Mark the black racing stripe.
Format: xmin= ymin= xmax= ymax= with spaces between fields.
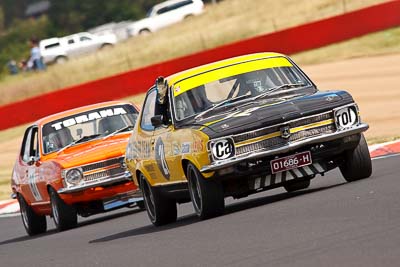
xmin=309 ymin=164 xmax=319 ymax=174
xmin=260 ymin=176 xmax=266 ymax=188
xmin=281 ymin=171 xmax=286 ymax=182
xmin=298 ymin=167 xmax=309 ymax=177
xmin=270 ymin=174 xmax=276 ymax=185
xmin=289 ymin=170 xmax=297 ymax=179
xmin=261 ymin=176 xmax=267 ymax=187
xmin=319 ymin=162 xmax=327 ymax=171
xmin=250 ymin=178 xmax=256 ymax=190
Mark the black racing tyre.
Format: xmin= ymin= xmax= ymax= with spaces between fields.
xmin=49 ymin=188 xmax=77 ymax=231
xmin=139 ymin=174 xmax=177 ymax=226
xmin=283 ymin=179 xmax=311 ymax=193
xmin=340 ymin=133 xmax=372 ymax=182
xmin=17 ymin=194 xmax=47 ymax=236
xmin=187 ymin=163 xmax=224 ymax=219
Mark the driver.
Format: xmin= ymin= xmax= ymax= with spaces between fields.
xmin=237 ymin=70 xmax=275 ymax=96
xmin=45 ymin=127 xmax=73 ymax=152
xmin=189 ymin=85 xmax=212 ymax=113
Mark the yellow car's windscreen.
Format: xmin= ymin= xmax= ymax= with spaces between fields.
xmin=173 ymin=57 xmax=292 ymax=97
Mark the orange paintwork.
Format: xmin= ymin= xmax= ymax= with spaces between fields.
xmin=11 ymin=101 xmax=140 ymax=215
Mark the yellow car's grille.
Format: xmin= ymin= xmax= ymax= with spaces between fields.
xmin=233 ymin=112 xmax=335 ymax=156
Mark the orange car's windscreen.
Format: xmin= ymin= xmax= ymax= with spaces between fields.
xmin=42 ymin=104 xmax=138 ymax=154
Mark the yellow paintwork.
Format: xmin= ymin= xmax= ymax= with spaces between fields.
xmin=126 ymin=122 xmax=213 ymax=187
xmin=172 ymin=56 xmax=292 ymax=96
xmin=168 ymin=52 xmax=284 ymax=85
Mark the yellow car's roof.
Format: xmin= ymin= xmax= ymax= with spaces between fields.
xmin=167 ymin=52 xmax=286 ymax=86
xmin=167 ymin=52 xmax=291 ymax=97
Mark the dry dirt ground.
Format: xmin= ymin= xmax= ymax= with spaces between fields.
xmin=301 ymin=53 xmax=400 ymax=140
xmin=0 ymin=53 xmax=399 ymax=199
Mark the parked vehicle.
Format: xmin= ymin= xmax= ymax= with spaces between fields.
xmin=125 ymin=52 xmax=372 ymax=226
xmin=126 ymin=0 xmax=204 ymax=36
xmin=40 ymin=32 xmax=117 ymax=64
xmin=11 ymin=101 xmax=143 ymax=235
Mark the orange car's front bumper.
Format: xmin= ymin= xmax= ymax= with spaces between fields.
xmin=59 ymin=181 xmax=140 ymax=205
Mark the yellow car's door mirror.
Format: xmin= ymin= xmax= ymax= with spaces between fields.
xmin=151 ymin=115 xmax=164 ymax=128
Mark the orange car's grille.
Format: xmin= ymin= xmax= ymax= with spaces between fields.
xmin=83 ymin=167 xmax=126 ymax=182
xmin=80 ymin=157 xmax=126 ymax=184
xmin=81 ymin=157 xmax=122 ymax=172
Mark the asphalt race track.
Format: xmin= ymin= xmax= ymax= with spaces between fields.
xmin=0 ymin=155 xmax=399 ymax=267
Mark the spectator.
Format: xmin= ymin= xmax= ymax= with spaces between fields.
xmin=18 ymin=58 xmax=28 ymax=72
xmin=7 ymin=59 xmax=19 ymax=75
xmin=27 ymin=38 xmax=46 ymax=71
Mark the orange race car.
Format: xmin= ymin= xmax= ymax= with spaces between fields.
xmin=11 ymin=101 xmax=143 ymax=235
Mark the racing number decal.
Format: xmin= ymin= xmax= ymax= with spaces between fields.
xmin=155 ymin=137 xmax=170 ymax=180
xmin=28 ymin=168 xmax=42 ymax=201
xmin=335 ymin=106 xmax=358 ymax=129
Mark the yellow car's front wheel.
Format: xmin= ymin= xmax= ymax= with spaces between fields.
xmin=187 ymin=163 xmax=224 ymax=219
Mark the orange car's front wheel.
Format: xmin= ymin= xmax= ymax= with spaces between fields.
xmin=49 ymin=188 xmax=77 ymax=231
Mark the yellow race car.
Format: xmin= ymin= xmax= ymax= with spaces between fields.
xmin=125 ymin=52 xmax=371 ymax=226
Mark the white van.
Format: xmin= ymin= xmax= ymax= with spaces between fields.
xmin=40 ymin=32 xmax=117 ymax=64
xmin=126 ymin=0 xmax=204 ymax=36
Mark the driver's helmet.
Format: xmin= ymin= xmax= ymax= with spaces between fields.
xmin=238 ymin=70 xmax=274 ymax=96
xmin=190 ymin=85 xmax=211 ymax=113
xmin=98 ymin=116 xmax=125 ymax=134
xmin=46 ymin=127 xmax=73 ymax=152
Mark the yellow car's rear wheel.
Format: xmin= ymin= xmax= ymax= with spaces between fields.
xmin=139 ymin=173 xmax=177 ymax=226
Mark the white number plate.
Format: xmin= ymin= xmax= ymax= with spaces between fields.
xmin=270 ymin=151 xmax=312 ymax=174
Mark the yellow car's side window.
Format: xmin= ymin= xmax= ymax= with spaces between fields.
xmin=140 ymin=89 xmax=157 ymax=131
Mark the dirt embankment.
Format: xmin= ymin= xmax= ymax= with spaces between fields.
xmin=302 ymin=53 xmax=400 ymax=140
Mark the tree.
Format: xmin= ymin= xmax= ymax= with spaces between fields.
xmin=0 ymin=0 xmax=30 ymax=28
xmin=0 ymin=6 xmax=4 ymax=33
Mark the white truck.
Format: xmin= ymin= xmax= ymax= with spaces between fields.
xmin=39 ymin=32 xmax=117 ymax=64
xmin=126 ymin=0 xmax=204 ymax=36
